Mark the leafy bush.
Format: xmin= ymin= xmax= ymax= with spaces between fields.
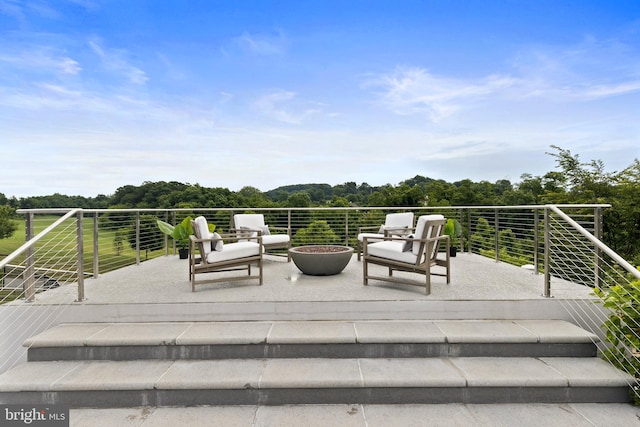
xmin=293 ymin=220 xmax=339 ymax=246
xmin=593 ymin=280 xmax=640 ymax=404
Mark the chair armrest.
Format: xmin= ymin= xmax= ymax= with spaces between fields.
xmin=383 ymin=226 xmax=414 ymax=237
xmin=229 ymin=228 xmax=264 ymax=238
xmin=190 ymin=233 xmax=263 ymax=244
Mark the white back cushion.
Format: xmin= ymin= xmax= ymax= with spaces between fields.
xmin=385 ymin=212 xmax=414 ymax=228
xmin=234 ymin=214 xmax=266 ymax=229
xmin=413 ymin=214 xmax=445 ymax=255
xmin=193 ymin=216 xmax=211 ymax=257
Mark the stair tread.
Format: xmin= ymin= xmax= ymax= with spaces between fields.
xmin=22 ymin=319 xmax=599 ymax=348
xmin=0 ymin=357 xmax=632 ymax=392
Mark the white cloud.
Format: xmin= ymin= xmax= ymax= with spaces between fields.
xmin=0 ymin=48 xmax=81 ymax=75
xmin=366 ymin=34 xmax=640 ymax=121
xmin=233 ymin=30 xmax=288 ymax=55
xmin=364 ymin=67 xmax=516 ymax=122
xmin=252 ymin=90 xmax=324 ymax=124
xmin=88 ymin=38 xmax=148 ymax=85
xmin=0 ymin=0 xmax=26 ymax=22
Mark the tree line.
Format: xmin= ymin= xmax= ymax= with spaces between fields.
xmin=1 ymin=146 xmax=638 ymax=263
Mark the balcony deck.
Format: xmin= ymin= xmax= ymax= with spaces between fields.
xmin=13 ymin=252 xmax=596 ymax=324
xmin=31 ymin=252 xmax=594 ymax=303
xmin=4 ymin=253 xmax=638 ymax=425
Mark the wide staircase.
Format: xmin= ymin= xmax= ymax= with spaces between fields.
xmin=0 ymin=319 xmax=633 ymax=407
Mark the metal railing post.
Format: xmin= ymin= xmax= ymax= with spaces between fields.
xmin=166 ymin=211 xmax=172 ymax=256
xmin=456 ymin=209 xmax=462 ymax=253
xmin=76 ymin=210 xmax=85 ymax=301
xmin=533 ymin=208 xmax=539 ymax=274
xmin=466 ymin=208 xmax=471 ymax=254
xmin=92 ymin=212 xmax=99 ymax=278
xmin=23 ymin=212 xmax=35 ymax=302
xmin=594 ymin=207 xmax=603 ymax=289
xmin=494 ymin=208 xmax=499 ymax=262
xmin=543 ymin=207 xmax=551 ymax=297
xmin=135 ymin=211 xmax=141 ymax=265
xmin=344 ymin=210 xmax=349 ymax=246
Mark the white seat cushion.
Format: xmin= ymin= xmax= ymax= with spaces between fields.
xmin=367 ymin=240 xmax=425 ymax=264
xmin=262 ymin=234 xmax=289 ymax=245
xmin=206 ymin=242 xmax=260 ymax=263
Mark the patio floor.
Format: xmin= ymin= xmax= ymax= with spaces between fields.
xmin=31 ymin=253 xmax=594 ymax=305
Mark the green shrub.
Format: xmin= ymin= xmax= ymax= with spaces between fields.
xmin=593 ymin=280 xmax=640 ymax=404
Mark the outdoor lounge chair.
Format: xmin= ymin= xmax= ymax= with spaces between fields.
xmin=233 ymin=214 xmax=291 ymax=261
xmin=362 ymin=214 xmax=450 ymax=295
xmin=357 ymin=212 xmax=414 ymax=260
xmin=189 ymin=216 xmax=263 ymax=291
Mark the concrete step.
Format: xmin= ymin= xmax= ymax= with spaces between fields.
xmin=68 ymin=403 xmax=640 ymax=426
xmin=0 ymin=357 xmax=633 ymax=407
xmin=0 ymin=319 xmax=633 ymax=407
xmin=24 ymin=320 xmax=599 ymax=361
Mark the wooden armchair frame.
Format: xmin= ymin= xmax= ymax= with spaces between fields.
xmin=189 ymin=220 xmax=263 ymax=292
xmin=232 ymin=214 xmax=291 ymax=261
xmin=362 ymin=216 xmax=450 ymax=295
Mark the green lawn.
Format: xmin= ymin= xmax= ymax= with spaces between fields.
xmin=1 ymin=215 xmax=170 ymax=279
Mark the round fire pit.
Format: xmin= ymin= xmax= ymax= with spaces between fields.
xmin=289 ymin=245 xmax=354 ymax=276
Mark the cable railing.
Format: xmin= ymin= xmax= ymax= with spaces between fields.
xmin=545 ymin=206 xmax=640 ymax=402
xmin=2 ymin=205 xmax=622 ymax=301
xmin=2 ymin=203 xmax=639 ymax=392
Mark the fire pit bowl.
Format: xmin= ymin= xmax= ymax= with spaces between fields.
xmin=288 ymin=245 xmax=354 ymax=276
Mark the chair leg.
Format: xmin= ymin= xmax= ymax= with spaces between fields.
xmin=363 ymin=259 xmax=368 ymax=285
xmin=259 ymin=259 xmax=263 ymax=285
xmin=425 ymin=267 xmax=431 ymax=295
xmin=357 ymin=240 xmax=362 ymax=261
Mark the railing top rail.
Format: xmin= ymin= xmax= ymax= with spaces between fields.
xmin=549 ymin=205 xmax=640 ymax=280
xmin=0 ymin=209 xmax=80 ymax=270
xmin=17 ymin=204 xmax=612 ymax=215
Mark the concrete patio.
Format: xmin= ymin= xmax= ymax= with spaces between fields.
xmin=30 ymin=252 xmax=593 ymax=305
xmin=4 ymin=253 xmax=639 ymax=426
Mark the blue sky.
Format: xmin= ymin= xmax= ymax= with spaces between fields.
xmin=1 ymin=0 xmax=639 ymax=197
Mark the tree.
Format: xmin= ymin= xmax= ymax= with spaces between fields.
xmin=293 ymin=220 xmax=339 ymax=245
xmin=0 ymin=205 xmax=17 ymax=239
xmin=544 ymin=145 xmax=639 ymax=260
xmin=285 ymin=192 xmax=312 ymax=208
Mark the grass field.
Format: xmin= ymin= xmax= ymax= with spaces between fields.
xmin=1 ymin=214 xmax=169 ymax=281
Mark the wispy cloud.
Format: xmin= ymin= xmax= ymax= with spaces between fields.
xmin=366 ymin=34 xmax=640 ymax=121
xmin=88 ymin=38 xmax=148 ymax=85
xmin=253 ymin=90 xmax=323 ymax=124
xmin=231 ymin=30 xmax=288 ymax=56
xmin=363 ymin=67 xmax=515 ymax=122
xmin=0 ymin=0 xmax=27 ymax=22
xmin=0 ymin=47 xmax=81 ymax=75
